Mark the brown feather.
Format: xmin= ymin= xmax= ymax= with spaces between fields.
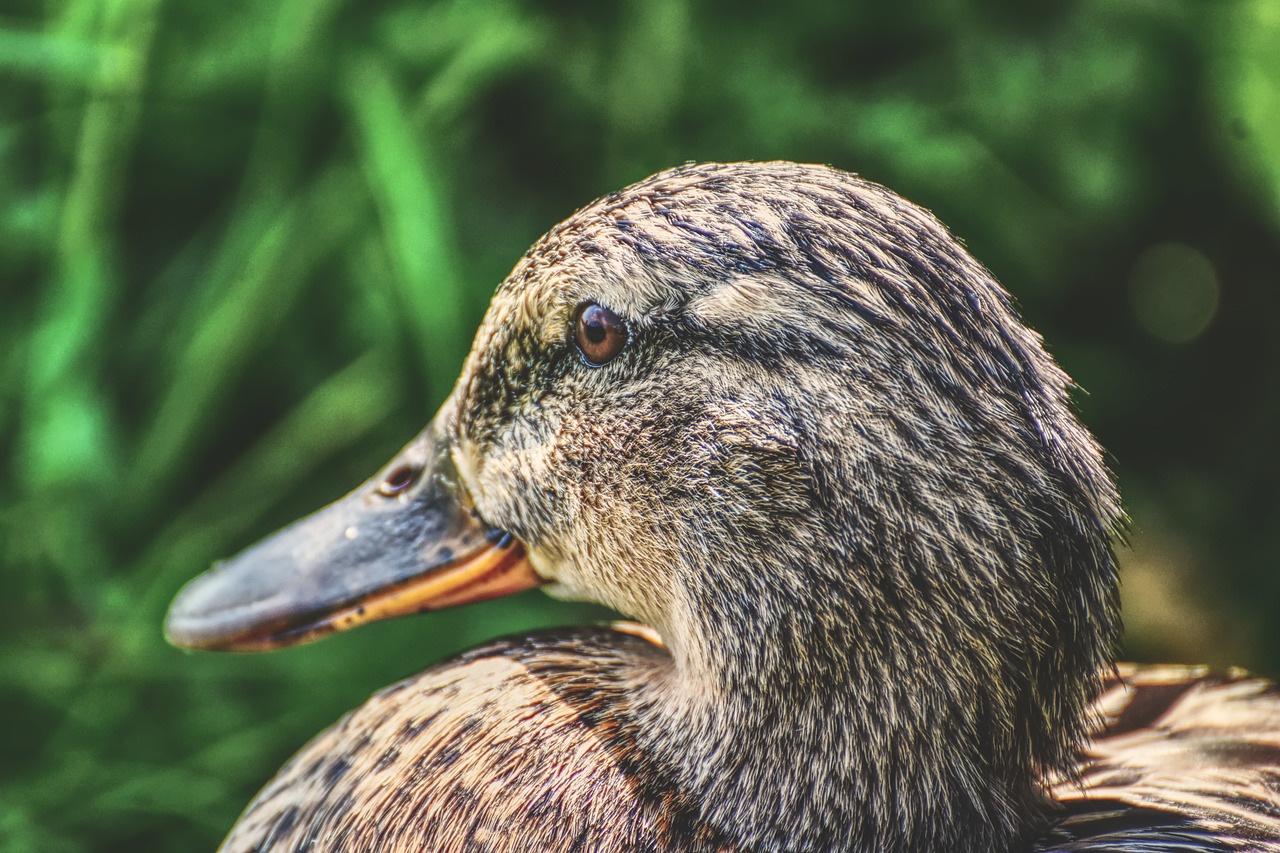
xmin=1045 ymin=665 xmax=1280 ymax=850
xmin=224 ymin=644 xmax=1280 ymax=852
xmin=222 ymin=629 xmax=732 ymax=853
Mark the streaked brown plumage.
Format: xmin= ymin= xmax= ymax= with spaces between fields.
xmin=168 ymin=162 xmax=1280 ymax=852
xmin=219 ymin=645 xmax=1280 ymax=853
xmin=1047 ymin=666 xmax=1280 ymax=851
xmin=221 ymin=628 xmax=730 ymax=852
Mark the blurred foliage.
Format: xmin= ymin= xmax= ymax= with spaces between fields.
xmin=2 ymin=0 xmax=1278 ymax=849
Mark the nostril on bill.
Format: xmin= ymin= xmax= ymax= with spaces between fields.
xmin=378 ymin=464 xmax=421 ymax=497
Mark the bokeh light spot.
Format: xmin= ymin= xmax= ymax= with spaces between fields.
xmin=1128 ymin=243 xmax=1220 ymax=344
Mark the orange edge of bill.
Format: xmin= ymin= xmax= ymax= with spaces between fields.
xmin=226 ymin=541 xmax=540 ymax=652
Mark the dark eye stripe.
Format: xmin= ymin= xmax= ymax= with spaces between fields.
xmin=574 ymin=302 xmax=629 ymax=366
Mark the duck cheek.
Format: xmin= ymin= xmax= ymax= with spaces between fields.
xmin=468 ymin=444 xmax=568 ymax=546
xmin=555 ymin=533 xmax=676 ymax=627
xmin=516 ymin=527 xmax=594 ymax=591
xmin=526 ymin=549 xmax=602 ymax=606
xmin=522 ymin=544 xmax=573 ymax=592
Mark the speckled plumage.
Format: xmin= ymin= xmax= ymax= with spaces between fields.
xmin=1045 ymin=666 xmax=1280 ymax=851
xmin=223 ymin=628 xmax=729 ymax=852
xmin=222 ymin=650 xmax=1280 ymax=852
xmin=178 ymin=162 xmax=1280 ymax=853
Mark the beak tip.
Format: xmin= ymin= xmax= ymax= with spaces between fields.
xmin=163 ymin=570 xmax=257 ymax=651
xmin=163 ymin=598 xmax=222 ymax=651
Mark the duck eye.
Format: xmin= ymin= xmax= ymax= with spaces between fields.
xmin=378 ymin=464 xmax=421 ymax=497
xmin=574 ymin=302 xmax=628 ymax=366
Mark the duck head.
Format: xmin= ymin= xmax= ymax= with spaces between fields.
xmin=168 ymin=162 xmax=1123 ymax=852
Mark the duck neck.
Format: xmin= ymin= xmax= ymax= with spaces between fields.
xmin=630 ymin=569 xmax=1053 ymax=853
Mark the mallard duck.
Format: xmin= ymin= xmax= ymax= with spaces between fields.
xmin=166 ymin=162 xmax=1280 ymax=852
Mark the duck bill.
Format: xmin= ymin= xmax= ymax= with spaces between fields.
xmin=165 ymin=414 xmax=540 ymax=652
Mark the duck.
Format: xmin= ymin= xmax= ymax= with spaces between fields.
xmin=165 ymin=161 xmax=1280 ymax=852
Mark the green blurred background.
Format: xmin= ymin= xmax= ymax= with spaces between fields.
xmin=3 ymin=0 xmax=1279 ymax=849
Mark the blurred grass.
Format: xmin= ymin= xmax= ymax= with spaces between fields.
xmin=2 ymin=0 xmax=1279 ymax=849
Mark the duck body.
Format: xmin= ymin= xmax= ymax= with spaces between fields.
xmin=1046 ymin=666 xmax=1280 ymax=851
xmin=222 ymin=628 xmax=728 ymax=852
xmin=223 ymin=635 xmax=1280 ymax=853
xmin=167 ymin=162 xmax=1280 ymax=852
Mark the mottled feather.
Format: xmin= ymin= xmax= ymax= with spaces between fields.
xmin=1043 ymin=666 xmax=1280 ymax=851
xmin=223 ymin=629 xmax=731 ymax=853
xmin=223 ymin=637 xmax=1280 ymax=853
